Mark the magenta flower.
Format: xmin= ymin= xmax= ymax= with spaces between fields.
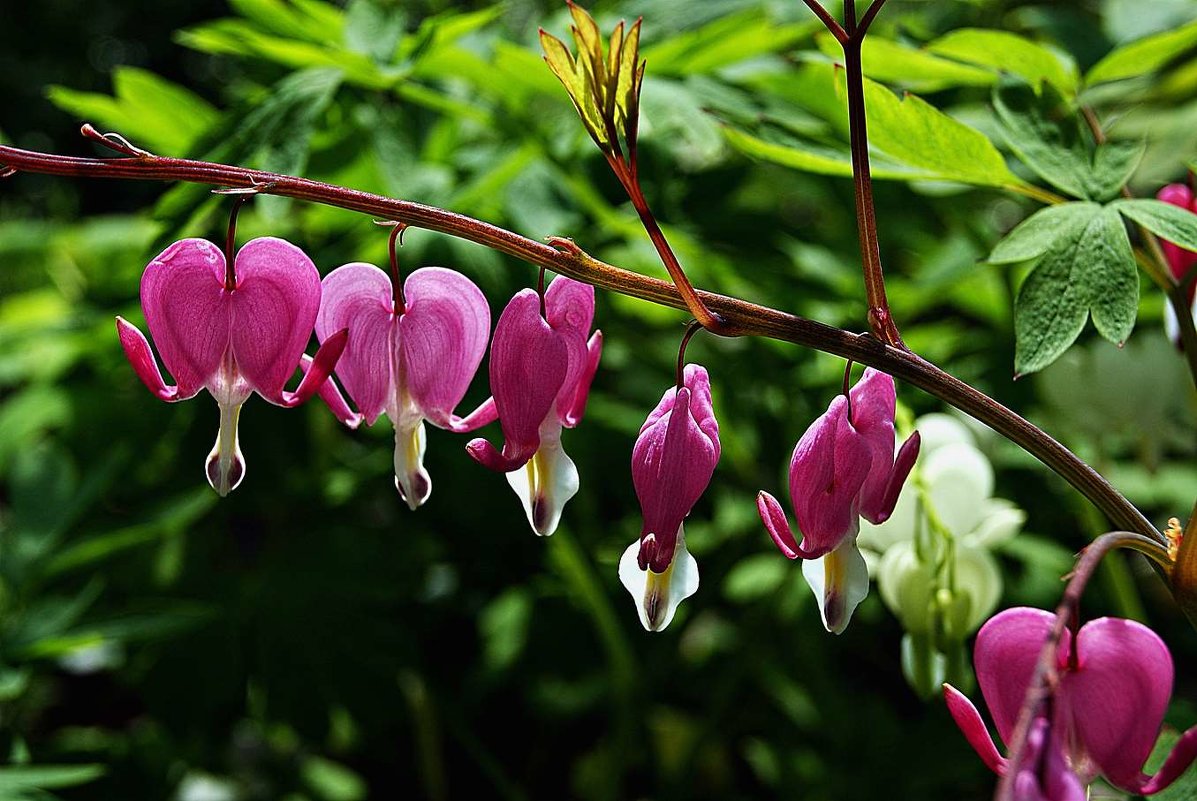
xmin=466 ymin=276 xmax=602 ymax=536
xmin=116 ymin=237 xmax=347 ymax=496
xmin=314 ymin=262 xmax=491 ymax=509
xmin=756 ymin=368 xmax=920 ymax=633
xmin=944 ymin=607 xmax=1197 ymax=796
xmin=618 ymin=364 xmax=720 ymax=631
xmin=1159 ymin=183 xmax=1197 ymax=346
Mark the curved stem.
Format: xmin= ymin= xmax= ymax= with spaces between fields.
xmin=993 ymin=530 xmax=1170 ymax=801
xmin=0 ymin=139 xmax=1160 ymax=542
xmin=675 ymin=319 xmax=702 ymax=389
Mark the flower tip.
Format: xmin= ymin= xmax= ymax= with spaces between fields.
xmin=205 ymin=445 xmax=245 ymax=497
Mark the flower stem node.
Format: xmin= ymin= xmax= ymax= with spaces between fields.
xmin=619 ymin=364 xmax=720 ymax=632
xmin=115 ymin=237 xmax=350 ymax=496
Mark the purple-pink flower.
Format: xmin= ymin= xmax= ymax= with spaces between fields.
xmin=314 ymin=262 xmax=491 ymax=509
xmin=1158 ymin=183 xmax=1197 ymax=346
xmin=466 ymin=276 xmax=602 ymax=536
xmin=757 ymin=368 xmax=919 ymax=633
xmin=116 ymin=237 xmax=347 ymax=496
xmin=619 ymin=364 xmax=720 ymax=631
xmin=944 ymin=606 xmax=1197 ymax=796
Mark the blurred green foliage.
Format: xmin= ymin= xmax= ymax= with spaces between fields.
xmin=3 ymin=0 xmax=1197 ymax=799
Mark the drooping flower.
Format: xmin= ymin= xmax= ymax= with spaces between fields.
xmin=944 ymin=606 xmax=1197 ymax=796
xmin=757 ymin=368 xmax=920 ymax=633
xmin=116 ymin=237 xmax=347 ymax=496
xmin=314 ymin=262 xmax=491 ymax=509
xmin=466 ymin=276 xmax=601 ymax=536
xmin=1158 ymin=183 xmax=1197 ymax=346
xmin=618 ymin=364 xmax=720 ymax=632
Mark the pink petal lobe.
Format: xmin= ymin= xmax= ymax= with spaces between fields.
xmin=944 ymin=683 xmax=1007 ymax=775
xmin=449 ymin=396 xmax=498 ymax=433
xmin=974 ymin=607 xmax=1056 ymax=746
xmin=140 ymin=238 xmax=230 ymax=398
xmin=298 ymin=353 xmax=362 ymax=428
xmin=315 ymin=262 xmax=396 ymax=425
xmin=789 ymin=396 xmax=871 ymax=557
xmin=868 ymin=430 xmax=921 ymax=525
xmin=631 ymin=365 xmax=720 ymax=572
xmin=758 ymin=491 xmax=800 ymax=559
xmin=1018 ymin=717 xmax=1086 ymax=801
xmin=227 ymin=237 xmax=321 ymax=402
xmin=849 ymin=368 xmax=899 ymax=521
xmin=1061 ymin=616 xmax=1172 ymax=790
xmin=398 ymin=267 xmax=490 ymax=429
xmin=279 ymin=328 xmax=346 ymax=407
xmin=116 ymin=317 xmax=184 ymax=401
xmin=1135 ymin=725 xmax=1197 ymax=795
xmin=544 ymin=277 xmax=598 ymax=426
xmin=1158 ymin=184 xmax=1197 ymax=289
xmin=466 ymin=289 xmax=567 ymax=472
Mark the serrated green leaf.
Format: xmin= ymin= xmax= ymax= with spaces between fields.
xmin=1088 ymin=139 xmax=1146 ymax=201
xmin=993 ymin=81 xmax=1091 ymax=198
xmin=817 ymin=33 xmax=996 ymax=93
xmin=928 ymin=29 xmax=1079 ymax=95
xmin=1014 ymin=208 xmax=1138 ymax=374
xmin=989 ymin=202 xmax=1101 ymax=263
xmin=1086 ymin=18 xmax=1197 ymax=85
xmin=615 ymin=18 xmax=642 ymax=138
xmin=1111 ymin=198 xmax=1197 ymax=251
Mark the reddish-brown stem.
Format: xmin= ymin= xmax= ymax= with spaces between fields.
xmin=675 ymin=320 xmax=703 ymax=389
xmin=0 ymin=139 xmax=1160 ymax=543
xmin=857 ymin=0 xmax=889 ymax=37
xmin=800 ymin=0 xmax=848 ymax=42
xmin=603 ymin=152 xmax=729 ymax=335
xmin=993 ymin=531 xmax=1169 ymax=801
xmin=386 ymin=222 xmax=408 ymax=315
xmin=223 ymin=194 xmax=251 ymax=290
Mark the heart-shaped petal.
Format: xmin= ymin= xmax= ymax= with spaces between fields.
xmin=316 ymin=262 xmax=397 ymax=425
xmin=849 ymin=368 xmax=898 ymax=521
xmin=140 ymin=238 xmax=230 ymax=398
xmin=974 ymin=607 xmax=1055 ymax=746
xmin=544 ymin=276 xmax=598 ymax=425
xmin=1061 ymin=617 xmax=1172 ymax=789
xmin=466 ymin=289 xmax=567 ymax=472
xmin=228 ymin=237 xmax=321 ymax=403
xmin=399 ymin=267 xmax=490 ymax=429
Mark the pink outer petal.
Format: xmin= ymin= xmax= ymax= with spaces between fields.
xmin=1135 ymin=726 xmax=1197 ymax=795
xmin=227 ymin=237 xmax=321 ymax=403
xmin=544 ymin=276 xmax=598 ymax=425
xmin=849 ymin=368 xmax=898 ymax=521
xmin=449 ymin=396 xmax=498 ymax=433
xmin=1021 ymin=717 xmax=1087 ymax=801
xmin=975 ymin=607 xmax=1055 ymax=746
xmin=315 ymin=262 xmax=396 ymax=425
xmin=1158 ymin=184 xmax=1197 ymax=286
xmin=788 ymin=396 xmax=871 ymax=557
xmin=757 ymin=491 xmax=800 ymax=559
xmin=398 ymin=267 xmax=490 ymax=429
xmin=140 ymin=238 xmax=230 ymax=398
xmin=1061 ymin=616 xmax=1172 ymax=790
xmin=466 ymin=289 xmax=567 ymax=472
xmin=116 ymin=317 xmax=185 ymax=401
xmin=298 ymin=353 xmax=362 ymax=428
xmin=944 ymin=684 xmax=1007 ymax=775
xmin=631 ymin=365 xmax=720 ymax=572
xmin=865 ymin=430 xmax=921 ymax=525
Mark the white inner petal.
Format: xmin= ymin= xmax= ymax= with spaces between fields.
xmin=617 ymin=525 xmax=699 ymax=632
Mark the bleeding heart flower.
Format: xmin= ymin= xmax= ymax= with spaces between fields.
xmin=466 ymin=276 xmax=602 ymax=536
xmin=757 ymin=368 xmax=920 ymax=633
xmin=116 ymin=237 xmax=347 ymax=495
xmin=944 ymin=606 xmax=1197 ymax=796
xmin=1158 ymin=183 xmax=1197 ymax=346
xmin=618 ymin=363 xmax=720 ymax=631
xmin=314 ymin=262 xmax=492 ymax=509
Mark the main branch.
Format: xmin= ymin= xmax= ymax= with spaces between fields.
xmin=0 ymin=139 xmax=1160 ymax=542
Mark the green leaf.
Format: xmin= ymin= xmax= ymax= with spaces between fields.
xmin=1088 ymin=138 xmax=1146 ymax=202
xmin=988 ymin=202 xmax=1101 ymax=263
xmin=1014 ymin=207 xmax=1138 ymax=375
xmin=302 ymin=757 xmax=367 ymax=801
xmin=1086 ymin=18 xmax=1197 ymax=85
xmin=993 ymin=81 xmax=1091 ymax=198
xmin=1110 ymin=198 xmax=1197 ymax=250
xmin=816 ymin=33 xmax=996 ymax=92
xmin=863 ymin=77 xmax=1020 ymax=188
xmin=641 ymin=10 xmax=816 ymax=75
xmin=927 ymin=29 xmax=1079 ymax=95
xmin=722 ymin=126 xmax=940 ymax=181
xmin=228 ymin=0 xmax=343 ymax=44
xmin=0 ymin=765 xmax=104 ymax=793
